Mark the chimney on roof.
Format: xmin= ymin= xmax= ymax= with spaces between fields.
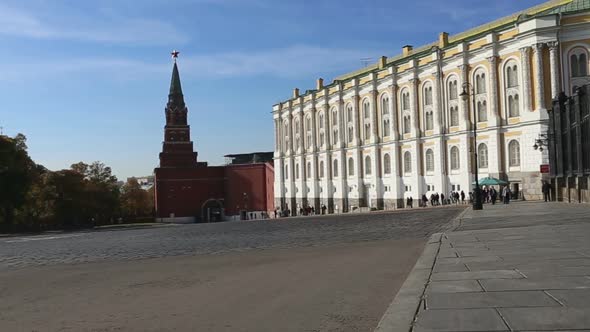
xmin=402 ymin=45 xmax=413 ymax=56
xmin=316 ymin=78 xmax=324 ymax=90
xmin=378 ymin=56 xmax=387 ymax=69
xmin=439 ymin=32 xmax=449 ymax=48
xmin=293 ymin=88 xmax=300 ymax=99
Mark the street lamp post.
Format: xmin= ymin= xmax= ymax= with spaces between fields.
xmin=460 ymin=83 xmax=483 ymax=210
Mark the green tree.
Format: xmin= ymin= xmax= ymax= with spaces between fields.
xmin=69 ymin=161 xmax=120 ymax=226
xmin=0 ymin=134 xmax=36 ymax=229
xmin=120 ymin=178 xmax=152 ymax=218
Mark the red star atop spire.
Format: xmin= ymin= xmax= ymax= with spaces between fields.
xmin=171 ymin=50 xmax=180 ymax=61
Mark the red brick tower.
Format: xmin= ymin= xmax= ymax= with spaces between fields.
xmin=158 ymin=59 xmax=198 ymax=168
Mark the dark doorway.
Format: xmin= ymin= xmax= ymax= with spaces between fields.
xmin=202 ymin=199 xmax=224 ymax=222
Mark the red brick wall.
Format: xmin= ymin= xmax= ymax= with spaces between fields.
xmin=155 ymin=162 xmax=274 ymax=221
xmin=155 ymin=166 xmax=225 ymax=219
xmin=224 ymin=163 xmax=274 ymax=216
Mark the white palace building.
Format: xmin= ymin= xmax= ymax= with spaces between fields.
xmin=272 ymin=0 xmax=590 ymax=213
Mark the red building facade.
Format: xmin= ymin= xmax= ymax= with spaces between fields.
xmin=154 ymin=60 xmax=274 ymax=223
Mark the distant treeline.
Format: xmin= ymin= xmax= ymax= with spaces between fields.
xmin=0 ymin=134 xmax=153 ymax=233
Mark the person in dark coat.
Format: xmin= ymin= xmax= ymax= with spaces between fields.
xmin=542 ymin=181 xmax=551 ymax=202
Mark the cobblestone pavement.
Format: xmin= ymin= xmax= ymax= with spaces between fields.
xmin=389 ymin=201 xmax=590 ymax=332
xmin=0 ymin=206 xmax=464 ymax=270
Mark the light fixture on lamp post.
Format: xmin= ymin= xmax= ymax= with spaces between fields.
xmin=459 ymin=82 xmax=483 ymax=210
xmin=533 ymin=133 xmax=550 ymax=152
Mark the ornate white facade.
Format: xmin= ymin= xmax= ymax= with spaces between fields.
xmin=272 ymin=0 xmax=590 ymax=213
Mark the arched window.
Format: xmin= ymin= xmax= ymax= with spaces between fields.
xmin=477 ymin=101 xmax=487 ymax=122
xmin=305 ymin=115 xmax=312 ymax=149
xmin=332 ymin=108 xmax=338 ymax=126
xmin=365 ymin=156 xmax=372 ymax=175
xmin=425 ymin=111 xmax=434 ymax=130
xmin=580 ymin=53 xmax=587 ymax=76
xmin=333 ymin=159 xmax=339 ymax=177
xmin=450 ymin=106 xmax=459 ymax=127
xmin=331 ymin=108 xmax=339 ymax=145
xmin=295 ymin=163 xmax=300 ymax=179
xmin=382 ymin=95 xmax=391 ymax=137
xmin=478 ymin=143 xmax=489 ymax=169
xmin=570 ymin=48 xmax=588 ymax=77
xmin=508 ymin=95 xmax=520 ymax=117
xmin=347 ymin=125 xmax=354 ymax=143
xmin=306 ymin=162 xmax=311 ymax=179
xmin=319 ymin=161 xmax=324 ymax=178
xmin=505 ymin=60 xmax=520 ymax=118
xmin=283 ymin=121 xmax=289 ymax=151
xmin=423 ymin=83 xmax=434 ymax=131
xmin=403 ymin=116 xmax=411 ymax=134
xmin=347 ymin=104 xmax=353 ymax=122
xmin=506 ymin=63 xmax=519 ymax=87
xmin=382 ymin=96 xmax=389 ymax=115
xmin=475 ymin=70 xmax=486 ymax=94
xmin=318 ymin=112 xmax=325 ymax=147
xmin=363 ymin=100 xmax=370 ymax=119
xmin=424 ymin=85 xmax=433 ymax=105
xmin=383 ymin=118 xmax=391 ymax=137
xmin=348 ymin=158 xmax=354 ymax=176
xmin=450 ymin=146 xmax=460 ymax=170
xmin=401 ymin=89 xmax=410 ymax=110
xmin=425 ymin=149 xmax=434 ymax=172
xmin=448 ymin=79 xmax=458 ymax=100
xmin=404 ymin=151 xmax=411 ymax=174
xmin=447 ymin=76 xmax=459 ymax=129
xmin=508 ymin=140 xmax=520 ymax=167
xmin=362 ymin=99 xmax=371 ymax=140
xmin=383 ymin=153 xmax=391 ymax=175
xmin=294 ymin=119 xmax=300 ymax=151
xmin=285 ymin=164 xmax=289 ymax=180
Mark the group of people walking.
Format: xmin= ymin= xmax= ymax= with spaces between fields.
xmin=409 ymin=186 xmax=515 ymax=208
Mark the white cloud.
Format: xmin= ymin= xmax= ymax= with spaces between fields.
xmin=0 ymin=45 xmax=382 ymax=82
xmin=0 ymin=4 xmax=188 ymax=44
xmin=181 ymin=45 xmax=380 ymax=78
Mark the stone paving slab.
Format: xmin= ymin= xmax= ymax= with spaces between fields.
xmin=520 ymin=266 xmax=590 ymax=277
xmin=428 ymin=280 xmax=484 ymax=293
xmin=546 ymin=289 xmax=590 ymax=307
xmin=426 ymin=290 xmax=560 ymax=309
xmin=479 ymin=276 xmax=590 ymax=291
xmin=433 ymin=263 xmax=469 ymax=272
xmin=375 ymin=201 xmax=590 ymax=332
xmin=413 ymin=308 xmax=509 ymax=332
xmin=499 ymin=307 xmax=590 ymax=330
xmin=431 ymin=270 xmax=523 ymax=281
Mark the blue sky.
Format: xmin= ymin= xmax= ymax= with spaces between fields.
xmin=0 ymin=0 xmax=545 ymax=179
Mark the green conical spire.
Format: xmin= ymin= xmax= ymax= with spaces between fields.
xmin=169 ymin=61 xmax=183 ymax=96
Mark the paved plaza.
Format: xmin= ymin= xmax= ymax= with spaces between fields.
xmin=0 ymin=207 xmax=462 ymax=270
xmin=377 ymin=201 xmax=590 ymax=332
xmin=0 ymin=207 xmax=463 ymax=332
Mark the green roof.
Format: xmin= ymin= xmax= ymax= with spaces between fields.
xmin=539 ymin=0 xmax=590 ymax=15
xmin=169 ymin=61 xmax=183 ymax=96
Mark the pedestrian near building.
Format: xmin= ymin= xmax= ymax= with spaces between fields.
xmin=542 ymin=181 xmax=551 ymax=202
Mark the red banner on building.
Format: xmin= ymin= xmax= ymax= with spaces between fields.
xmin=540 ymin=164 xmax=550 ymax=173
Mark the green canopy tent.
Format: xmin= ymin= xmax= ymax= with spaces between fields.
xmin=472 ymin=177 xmax=508 ymax=186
